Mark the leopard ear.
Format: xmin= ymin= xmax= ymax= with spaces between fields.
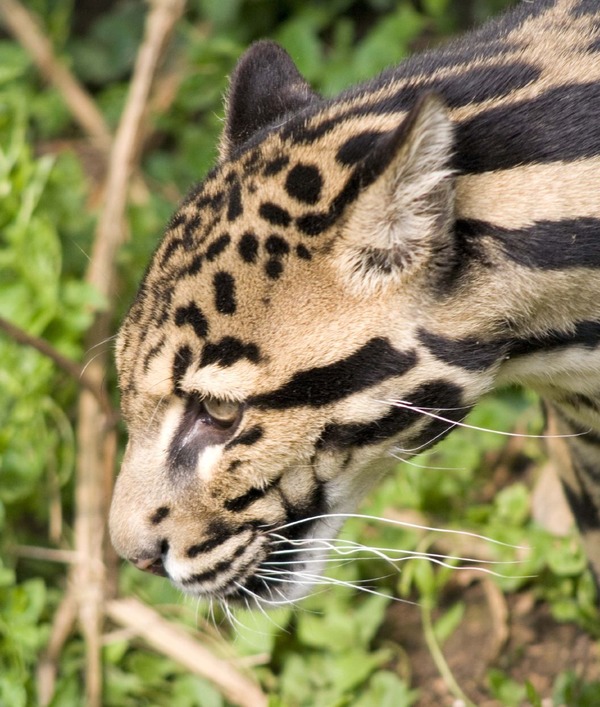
xmin=336 ymin=94 xmax=455 ymax=293
xmin=219 ymin=41 xmax=320 ymax=160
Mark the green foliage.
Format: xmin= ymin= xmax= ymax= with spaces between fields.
xmin=1 ymin=0 xmax=597 ymax=705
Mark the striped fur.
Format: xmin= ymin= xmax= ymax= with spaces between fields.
xmin=110 ymin=0 xmax=600 ymax=604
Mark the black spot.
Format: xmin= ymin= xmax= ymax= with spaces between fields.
xmin=250 ymin=337 xmax=417 ymax=409
xmin=175 ymin=302 xmax=209 ymax=339
xmin=455 ymin=217 xmax=600 ymax=270
xmin=160 ymin=237 xmax=184 ymax=266
xmin=193 ymin=189 xmax=225 ymax=213
xmin=238 ymin=231 xmax=259 ymax=263
xmin=200 ymin=337 xmax=261 ymax=367
xmin=227 ymin=180 xmax=243 ymax=221
xmin=206 ymin=233 xmax=231 ymax=261
xmin=285 ymin=163 xmax=323 ymax=204
xmin=225 ymin=486 xmax=269 ymax=513
xmin=150 ymin=506 xmax=170 ymax=525
xmin=263 ymin=156 xmax=290 ymax=176
xmin=182 ymin=254 xmax=203 ymax=277
xmin=296 ymin=170 xmax=363 ymax=236
xmin=172 ymin=345 xmax=193 ymax=393
xmin=182 ymin=213 xmax=202 ymax=250
xmin=265 ymin=235 xmax=290 ymax=256
xmin=226 ymin=425 xmax=264 ymax=450
xmin=242 ymin=150 xmax=261 ymax=175
xmin=227 ymin=459 xmax=244 ymax=473
xmin=295 ymin=244 xmax=312 ymax=260
xmin=213 ymin=271 xmax=236 ymax=314
xmin=259 ymin=202 xmax=292 ymax=227
xmin=336 ymin=132 xmax=384 ymax=166
xmin=265 ymin=259 xmax=284 ymax=279
xmin=143 ymin=337 xmax=166 ymax=373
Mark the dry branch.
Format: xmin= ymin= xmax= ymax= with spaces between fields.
xmin=106 ymin=598 xmax=268 ymax=707
xmin=74 ymin=1 xmax=186 ymax=705
xmin=0 ymin=315 xmax=115 ymax=420
xmin=0 ymin=0 xmax=111 ymax=150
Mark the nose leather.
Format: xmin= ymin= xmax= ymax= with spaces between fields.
xmin=132 ymin=556 xmax=167 ymax=577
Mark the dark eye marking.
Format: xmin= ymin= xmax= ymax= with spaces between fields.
xmin=250 ymin=337 xmax=417 ymax=409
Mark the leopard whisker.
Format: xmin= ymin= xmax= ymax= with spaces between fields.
xmin=384 ymin=398 xmax=585 ymax=440
xmin=270 ymin=513 xmax=529 ymax=549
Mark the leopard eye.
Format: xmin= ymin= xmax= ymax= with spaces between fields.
xmin=202 ymin=396 xmax=241 ymax=428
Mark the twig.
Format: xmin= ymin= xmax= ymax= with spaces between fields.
xmin=73 ymin=2 xmax=186 ymax=706
xmin=0 ymin=315 xmax=116 ymax=421
xmin=0 ymin=0 xmax=111 ymax=151
xmin=37 ymin=590 xmax=78 ymax=707
xmin=10 ymin=545 xmax=79 ymax=564
xmin=106 ymin=598 xmax=268 ymax=707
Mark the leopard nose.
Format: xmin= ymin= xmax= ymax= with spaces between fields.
xmin=131 ymin=555 xmax=168 ymax=577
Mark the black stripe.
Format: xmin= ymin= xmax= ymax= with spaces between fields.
xmin=317 ymin=380 xmax=464 ymax=448
xmin=507 ymin=321 xmax=600 ymax=358
xmin=454 ymin=82 xmax=600 ymax=174
xmin=420 ymin=321 xmax=600 ymax=373
xmin=174 ymin=302 xmax=209 ymax=339
xmin=200 ymin=336 xmax=261 ymax=368
xmin=456 ymin=218 xmax=600 ymax=270
xmin=172 ymin=345 xmax=193 ymax=393
xmin=285 ymin=62 xmax=541 ymax=147
xmin=562 ymin=482 xmax=600 ymax=532
xmin=182 ymin=543 xmax=248 ymax=586
xmin=249 ymin=338 xmax=417 ymax=409
xmin=418 ymin=328 xmax=503 ymax=372
xmin=224 ymin=486 xmax=270 ymax=513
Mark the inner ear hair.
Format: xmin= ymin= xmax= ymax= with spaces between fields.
xmin=336 ymin=94 xmax=456 ymax=294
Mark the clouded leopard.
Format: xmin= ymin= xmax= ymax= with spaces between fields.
xmin=110 ymin=0 xmax=600 ymax=605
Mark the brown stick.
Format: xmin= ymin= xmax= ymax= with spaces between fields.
xmin=0 ymin=0 xmax=111 ymax=150
xmin=73 ymin=2 xmax=186 ymax=705
xmin=106 ymin=598 xmax=268 ymax=707
xmin=37 ymin=591 xmax=79 ymax=707
xmin=0 ymin=315 xmax=116 ymax=420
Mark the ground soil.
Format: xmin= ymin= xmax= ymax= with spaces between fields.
xmin=380 ymin=583 xmax=600 ymax=706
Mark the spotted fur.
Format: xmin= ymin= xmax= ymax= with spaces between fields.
xmin=110 ymin=0 xmax=600 ymax=603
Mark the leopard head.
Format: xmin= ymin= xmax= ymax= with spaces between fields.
xmin=109 ymin=41 xmax=493 ymax=604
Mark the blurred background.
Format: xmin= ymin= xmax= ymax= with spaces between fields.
xmin=1 ymin=1 xmax=598 ymax=705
